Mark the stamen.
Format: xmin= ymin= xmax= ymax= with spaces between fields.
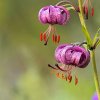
xmin=85 ymin=7 xmax=88 ymax=19
xmin=48 ymin=64 xmax=58 ymax=70
xmin=44 ymin=41 xmax=48 ymax=45
xmin=83 ymin=0 xmax=87 ymax=6
xmin=55 ymin=64 xmax=67 ymax=72
xmin=52 ymin=26 xmax=57 ymax=43
xmin=55 ymin=64 xmax=74 ymax=72
xmin=68 ymin=74 xmax=72 ymax=83
xmin=89 ymin=0 xmax=93 ymax=9
xmin=85 ymin=0 xmax=89 ymax=8
xmin=66 ymin=65 xmax=73 ymax=72
xmin=83 ymin=6 xmax=85 ymax=14
xmin=91 ymin=7 xmax=94 ymax=16
xmin=56 ymin=72 xmax=60 ymax=78
xmin=89 ymin=0 xmax=94 ymax=17
xmin=62 ymin=74 xmax=65 ymax=80
xmin=40 ymin=33 xmax=43 ymax=41
xmin=75 ymin=76 xmax=78 ymax=85
xmin=83 ymin=0 xmax=94 ymax=18
xmin=55 ymin=35 xmax=57 ymax=43
xmin=57 ymin=35 xmax=60 ymax=43
xmin=44 ymin=25 xmax=52 ymax=45
xmin=43 ymin=33 xmax=47 ymax=42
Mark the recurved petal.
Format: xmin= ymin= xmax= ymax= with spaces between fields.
xmin=55 ymin=44 xmax=69 ymax=63
xmin=79 ymin=51 xmax=90 ymax=68
xmin=49 ymin=5 xmax=58 ymax=24
xmin=60 ymin=45 xmax=73 ymax=64
xmin=38 ymin=6 xmax=49 ymax=24
xmin=55 ymin=44 xmax=68 ymax=53
xmin=56 ymin=6 xmax=70 ymax=25
xmin=71 ymin=52 xmax=82 ymax=66
xmin=55 ymin=44 xmax=67 ymax=63
xmin=55 ymin=48 xmax=62 ymax=63
xmin=71 ymin=46 xmax=90 ymax=68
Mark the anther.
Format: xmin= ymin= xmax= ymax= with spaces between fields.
xmin=56 ymin=73 xmax=60 ymax=78
xmin=85 ymin=7 xmax=88 ymax=19
xmin=44 ymin=41 xmax=48 ymax=45
xmin=55 ymin=64 xmax=67 ymax=72
xmin=52 ymin=34 xmax=55 ymax=42
xmin=40 ymin=33 xmax=43 ymax=41
xmin=57 ymin=35 xmax=60 ymax=43
xmin=83 ymin=6 xmax=85 ymax=14
xmin=68 ymin=74 xmax=72 ymax=83
xmin=55 ymin=35 xmax=57 ymax=43
xmin=62 ymin=74 xmax=65 ymax=80
xmin=48 ymin=64 xmax=58 ymax=70
xmin=43 ymin=33 xmax=47 ymax=42
xmin=75 ymin=76 xmax=78 ymax=85
xmin=91 ymin=7 xmax=94 ymax=16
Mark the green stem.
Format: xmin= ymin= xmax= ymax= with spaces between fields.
xmin=91 ymin=50 xmax=100 ymax=100
xmin=78 ymin=0 xmax=92 ymax=46
xmin=78 ymin=0 xmax=100 ymax=99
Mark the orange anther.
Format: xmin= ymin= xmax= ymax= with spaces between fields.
xmin=83 ymin=6 xmax=85 ymax=14
xmin=56 ymin=73 xmax=60 ymax=78
xmin=57 ymin=35 xmax=60 ymax=43
xmin=40 ymin=33 xmax=43 ymax=41
xmin=85 ymin=7 xmax=88 ymax=19
xmin=43 ymin=33 xmax=46 ymax=42
xmin=62 ymin=74 xmax=65 ymax=80
xmin=91 ymin=8 xmax=94 ymax=16
xmin=52 ymin=34 xmax=55 ymax=42
xmin=75 ymin=76 xmax=78 ymax=85
xmin=68 ymin=74 xmax=72 ymax=83
xmin=55 ymin=35 xmax=57 ymax=43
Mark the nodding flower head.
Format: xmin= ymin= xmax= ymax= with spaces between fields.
xmin=55 ymin=44 xmax=90 ymax=68
xmin=92 ymin=93 xmax=98 ymax=100
xmin=39 ymin=5 xmax=70 ymax=25
xmin=38 ymin=5 xmax=70 ymax=45
xmin=82 ymin=0 xmax=94 ymax=19
xmin=48 ymin=43 xmax=90 ymax=85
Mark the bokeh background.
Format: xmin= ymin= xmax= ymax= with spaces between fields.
xmin=0 ymin=0 xmax=100 ymax=100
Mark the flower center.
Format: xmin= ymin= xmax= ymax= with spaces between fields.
xmin=82 ymin=0 xmax=94 ymax=19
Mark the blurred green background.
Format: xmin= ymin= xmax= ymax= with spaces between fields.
xmin=0 ymin=0 xmax=100 ymax=100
